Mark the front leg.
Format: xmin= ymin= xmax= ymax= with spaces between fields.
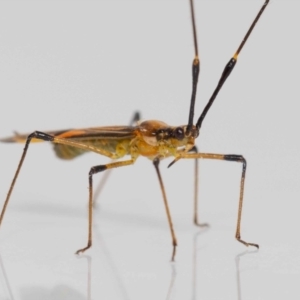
xmin=179 ymin=152 xmax=259 ymax=249
xmin=153 ymin=157 xmax=177 ymax=261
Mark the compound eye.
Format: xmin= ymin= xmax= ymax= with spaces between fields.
xmin=174 ymin=127 xmax=184 ymax=140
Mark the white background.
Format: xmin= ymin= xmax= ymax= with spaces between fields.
xmin=0 ymin=0 xmax=299 ymax=299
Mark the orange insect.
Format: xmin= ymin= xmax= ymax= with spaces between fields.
xmin=0 ymin=0 xmax=269 ymax=260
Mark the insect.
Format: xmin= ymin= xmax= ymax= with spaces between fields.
xmin=0 ymin=0 xmax=269 ymax=260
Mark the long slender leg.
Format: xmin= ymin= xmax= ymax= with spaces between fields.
xmin=191 ymin=146 xmax=208 ymax=227
xmin=180 ymin=152 xmax=258 ymax=249
xmin=169 ymin=146 xmax=209 ymax=227
xmin=93 ymin=111 xmax=141 ymax=203
xmin=0 ymin=130 xmax=118 ymax=229
xmin=0 ymin=131 xmax=54 ymax=226
xmin=153 ymin=158 xmax=177 ymax=261
xmin=76 ymin=159 xmax=135 ymax=254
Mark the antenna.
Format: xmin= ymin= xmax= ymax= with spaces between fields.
xmin=186 ymin=0 xmax=200 ymax=135
xmin=196 ymin=0 xmax=270 ymax=130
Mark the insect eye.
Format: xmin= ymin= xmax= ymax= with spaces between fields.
xmin=174 ymin=127 xmax=184 ymax=140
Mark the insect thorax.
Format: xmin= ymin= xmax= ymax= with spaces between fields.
xmin=133 ymin=120 xmax=197 ymax=159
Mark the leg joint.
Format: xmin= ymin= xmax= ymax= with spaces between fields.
xmin=153 ymin=157 xmax=160 ymax=167
xmin=89 ymin=165 xmax=107 ymax=177
xmin=28 ymin=131 xmax=54 ymax=142
xmin=224 ymin=154 xmax=246 ymax=165
xmin=224 ymin=154 xmax=246 ymax=172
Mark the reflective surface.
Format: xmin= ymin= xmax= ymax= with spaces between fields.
xmin=0 ymin=1 xmax=299 ymax=299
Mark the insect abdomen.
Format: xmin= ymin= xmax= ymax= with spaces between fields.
xmin=53 ymin=138 xmax=131 ymax=160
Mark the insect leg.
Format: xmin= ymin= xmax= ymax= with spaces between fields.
xmin=0 ymin=131 xmax=54 ymax=227
xmin=153 ymin=157 xmax=177 ymax=261
xmin=75 ymin=159 xmax=135 ymax=254
xmin=190 ymin=146 xmax=209 ymax=227
xmin=171 ymin=146 xmax=208 ymax=227
xmin=180 ymin=152 xmax=258 ymax=249
xmin=93 ymin=111 xmax=141 ymax=203
xmin=130 ymin=111 xmax=141 ymax=126
xmin=0 ymin=130 xmax=118 ymax=236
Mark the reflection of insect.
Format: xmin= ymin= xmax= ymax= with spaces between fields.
xmin=0 ymin=0 xmax=269 ymax=261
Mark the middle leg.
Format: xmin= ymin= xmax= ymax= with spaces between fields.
xmin=76 ymin=159 xmax=135 ymax=254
